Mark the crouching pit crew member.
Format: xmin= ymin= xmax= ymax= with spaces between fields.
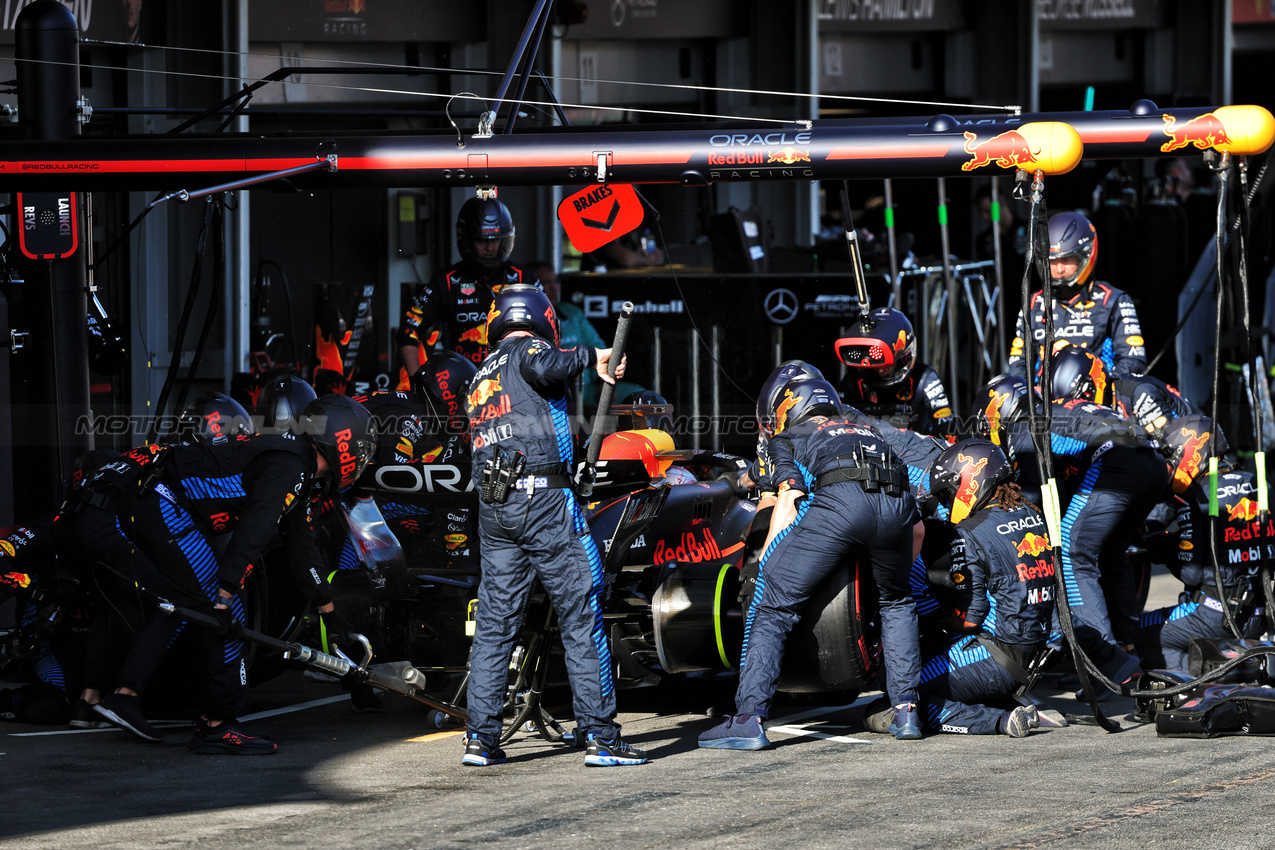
xmin=1137 ymin=417 xmax=1266 ymax=670
xmin=66 ymin=394 xmax=375 ymax=754
xmin=463 ymin=284 xmax=646 ymax=767
xmin=906 ymin=439 xmax=1063 ymax=737
xmin=698 ymin=378 xmax=926 ymax=749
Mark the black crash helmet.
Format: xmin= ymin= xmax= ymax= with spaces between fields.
xmin=929 ymin=437 xmax=1013 ymax=524
xmin=1046 ymin=211 xmax=1098 ymax=296
xmin=756 ymin=360 xmax=826 ymax=438
xmin=978 ymin=373 xmax=1036 ymax=448
xmin=301 ymin=394 xmax=378 ymax=492
xmin=177 ymin=392 xmax=255 ymax=443
xmin=486 ymin=283 xmax=560 ymax=346
xmin=770 ymin=377 xmax=842 ymax=436
xmin=1163 ymin=414 xmax=1229 ymax=494
xmin=1050 ymin=346 xmax=1110 ymax=406
xmin=256 ymin=374 xmax=318 ymax=436
xmin=835 ymin=307 xmax=916 ymax=387
xmin=411 ymin=350 xmax=479 ymax=435
xmin=456 ymin=197 xmax=515 ymax=269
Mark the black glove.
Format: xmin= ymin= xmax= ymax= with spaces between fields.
xmin=211 ymin=602 xmax=241 ymax=638
xmin=321 ymin=609 xmax=358 ymax=658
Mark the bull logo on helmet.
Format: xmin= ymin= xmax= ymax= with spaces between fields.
xmin=984 ymin=390 xmax=1010 ymax=446
xmin=1173 ymin=427 xmax=1210 ymax=492
xmin=894 ymin=330 xmax=907 ymax=353
xmin=950 ymin=452 xmax=989 ymax=524
xmin=1087 ymin=355 xmax=1107 ymax=404
xmin=774 ymin=389 xmax=800 ymax=435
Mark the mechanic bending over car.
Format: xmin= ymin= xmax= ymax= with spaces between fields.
xmin=462 ymin=283 xmax=646 ymax=768
xmin=698 ymin=377 xmax=927 ymax=749
xmin=65 ymin=394 xmax=375 ymax=754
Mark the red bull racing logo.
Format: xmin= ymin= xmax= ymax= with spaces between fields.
xmin=1015 ymin=532 xmax=1051 ymax=558
xmin=458 ymin=324 xmax=488 ymax=347
xmin=468 ymin=376 xmax=503 ymax=409
xmin=894 ymin=330 xmax=907 ymax=353
xmin=961 ymin=130 xmax=1040 ymax=172
xmin=950 ymin=453 xmax=989 ymax=523
xmin=767 ymin=147 xmax=811 ymax=165
xmin=2 ymin=572 xmax=31 ymax=589
xmin=1228 ymin=498 xmax=1261 ymax=522
xmin=1161 ymin=111 xmax=1232 ymax=153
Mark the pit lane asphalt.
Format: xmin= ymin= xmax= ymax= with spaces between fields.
xmin=3 ymin=572 xmax=1273 ymax=850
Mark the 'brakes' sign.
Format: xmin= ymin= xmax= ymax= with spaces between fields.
xmin=557 ymin=183 xmax=644 ymax=253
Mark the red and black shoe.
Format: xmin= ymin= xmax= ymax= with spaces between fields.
xmin=189 ymin=720 xmax=277 ymax=755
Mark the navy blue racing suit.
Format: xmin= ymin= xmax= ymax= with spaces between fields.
xmin=396 ymin=260 xmax=537 ymax=387
xmin=1137 ymin=469 xmax=1269 ymax=670
xmin=749 ymin=407 xmax=943 ymax=505
xmin=1113 ymin=374 xmax=1201 ymax=443
xmin=841 ymin=361 xmax=956 ymax=439
xmin=1004 ymin=400 xmax=1170 ymax=646
xmin=1009 ymin=282 xmax=1147 ymax=379
xmin=918 ymin=503 xmax=1053 ymax=734
xmin=464 ymin=335 xmax=620 ymax=742
xmin=69 ymin=438 xmax=332 ymax=720
xmin=736 ymin=417 xmax=922 ymax=716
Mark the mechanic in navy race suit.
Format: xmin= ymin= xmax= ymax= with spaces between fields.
xmin=461 ymin=284 xmax=647 ymax=768
xmin=982 ymin=364 xmax=1170 ymax=659
xmin=698 ymin=377 xmax=926 ymax=749
xmin=1138 ymin=417 xmax=1267 ymax=671
xmin=66 ymin=395 xmax=374 ymax=754
xmin=1008 ymin=211 xmax=1147 ymax=380
xmin=742 ymin=360 xmax=945 ymax=508
xmin=837 ymin=307 xmax=957 ymax=440
xmin=906 ymin=439 xmax=1057 ymax=737
xmin=396 ymin=196 xmax=539 ymax=389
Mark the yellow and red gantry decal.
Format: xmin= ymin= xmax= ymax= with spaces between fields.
xmin=0 ymin=105 xmax=1268 ymax=191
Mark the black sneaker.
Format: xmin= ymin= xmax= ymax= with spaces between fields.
xmin=69 ymin=698 xmax=110 ymax=729
xmin=585 ymin=734 xmax=648 ymax=766
xmin=189 ymin=721 xmax=277 ymax=755
xmin=94 ymin=693 xmax=161 ymax=742
xmin=461 ymin=734 xmax=504 ymax=769
xmin=461 ymin=733 xmax=507 ymax=766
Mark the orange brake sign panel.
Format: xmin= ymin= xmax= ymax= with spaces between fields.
xmin=557 ymin=183 xmax=645 ymax=254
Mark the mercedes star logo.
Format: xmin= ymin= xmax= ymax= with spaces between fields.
xmin=764 ymin=288 xmax=799 ymax=324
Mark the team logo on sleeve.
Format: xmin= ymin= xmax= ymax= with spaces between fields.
xmin=2 ymin=572 xmax=30 ymax=588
